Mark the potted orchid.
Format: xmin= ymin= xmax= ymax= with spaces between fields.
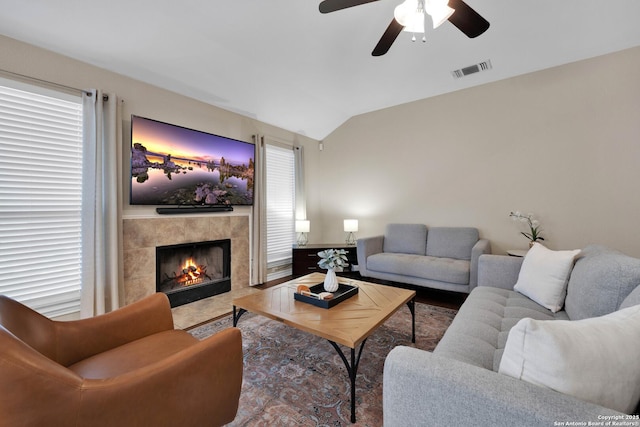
xmin=509 ymin=211 xmax=544 ymax=247
xmin=317 ymin=249 xmax=349 ymax=292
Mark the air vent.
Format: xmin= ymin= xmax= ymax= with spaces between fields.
xmin=451 ymin=60 xmax=492 ymax=79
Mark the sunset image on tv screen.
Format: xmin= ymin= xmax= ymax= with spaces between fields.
xmin=130 ymin=116 xmax=255 ymax=206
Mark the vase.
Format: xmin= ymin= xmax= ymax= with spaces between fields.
xmin=324 ymin=268 xmax=339 ymax=292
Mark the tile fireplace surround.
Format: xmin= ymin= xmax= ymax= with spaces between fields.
xmin=123 ymin=214 xmax=257 ymax=329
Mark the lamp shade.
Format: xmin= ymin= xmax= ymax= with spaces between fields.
xmin=295 ymin=220 xmax=310 ymax=233
xmin=344 ymin=219 xmax=359 ymax=232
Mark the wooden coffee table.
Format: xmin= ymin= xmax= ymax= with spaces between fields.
xmin=232 ymin=272 xmax=416 ymax=423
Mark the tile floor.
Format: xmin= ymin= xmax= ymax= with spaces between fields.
xmin=171 ymin=286 xmax=260 ymax=330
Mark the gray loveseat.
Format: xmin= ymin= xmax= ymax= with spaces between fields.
xmin=357 ymin=224 xmax=491 ymax=293
xmin=383 ymin=245 xmax=640 ymax=426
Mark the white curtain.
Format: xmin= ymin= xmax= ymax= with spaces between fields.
xmin=251 ymin=135 xmax=267 ymax=285
xmin=294 ymin=145 xmax=306 ymax=221
xmin=80 ymin=90 xmax=121 ymax=317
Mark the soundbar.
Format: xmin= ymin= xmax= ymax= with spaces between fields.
xmin=156 ymin=206 xmax=234 ymax=215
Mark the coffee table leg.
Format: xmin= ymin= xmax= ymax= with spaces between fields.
xmin=406 ymin=297 xmax=416 ymax=343
xmin=232 ymin=306 xmax=247 ymax=327
xmin=328 ymin=339 xmax=367 ymax=423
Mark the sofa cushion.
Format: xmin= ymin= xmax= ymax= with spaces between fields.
xmin=434 ymin=287 xmax=567 ymax=372
xmin=426 ymin=227 xmax=478 ymax=260
xmin=513 ymin=243 xmax=581 ymax=313
xmin=499 ymin=304 xmax=640 ymax=414
xmin=367 ymin=253 xmax=470 ymax=285
xmin=620 ymin=285 xmax=640 ymax=310
xmin=383 ymin=223 xmax=427 ymax=255
xmin=565 ymin=245 xmax=640 ymax=320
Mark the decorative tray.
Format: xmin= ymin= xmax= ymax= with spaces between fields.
xmin=293 ymin=282 xmax=358 ymax=309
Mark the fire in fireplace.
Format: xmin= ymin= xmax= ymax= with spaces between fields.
xmin=156 ymin=239 xmax=231 ymax=307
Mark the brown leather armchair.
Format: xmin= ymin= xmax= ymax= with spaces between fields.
xmin=0 ymin=293 xmax=243 ymax=427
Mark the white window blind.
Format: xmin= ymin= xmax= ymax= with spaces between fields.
xmin=265 ymin=143 xmax=295 ymax=280
xmin=0 ymin=80 xmax=83 ymax=318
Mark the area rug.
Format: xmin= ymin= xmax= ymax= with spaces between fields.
xmin=189 ymin=303 xmax=457 ymax=426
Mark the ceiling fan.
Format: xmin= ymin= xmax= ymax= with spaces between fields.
xmin=319 ymin=0 xmax=490 ymax=56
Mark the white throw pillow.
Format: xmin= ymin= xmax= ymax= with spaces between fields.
xmin=513 ymin=243 xmax=581 ymax=312
xmin=499 ymin=305 xmax=640 ymax=413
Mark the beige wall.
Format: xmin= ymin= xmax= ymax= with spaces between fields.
xmin=0 ymin=34 xmax=318 ymax=297
xmin=0 ymin=34 xmax=318 ymax=219
xmin=313 ymin=47 xmax=640 ymax=257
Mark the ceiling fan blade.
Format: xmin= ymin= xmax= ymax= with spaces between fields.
xmin=372 ymin=18 xmax=404 ymax=56
xmin=319 ymin=0 xmax=380 ymax=13
xmin=447 ymin=0 xmax=490 ymax=38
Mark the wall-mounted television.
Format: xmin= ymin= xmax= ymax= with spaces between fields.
xmin=130 ymin=115 xmax=255 ymax=207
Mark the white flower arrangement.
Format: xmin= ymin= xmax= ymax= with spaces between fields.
xmin=509 ymin=211 xmax=544 ymax=243
xmin=317 ymin=249 xmax=349 ymax=270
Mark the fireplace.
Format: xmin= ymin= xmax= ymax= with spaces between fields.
xmin=156 ymin=239 xmax=231 ymax=308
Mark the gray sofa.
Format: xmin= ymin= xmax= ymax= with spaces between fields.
xmin=383 ymin=245 xmax=640 ymax=426
xmin=357 ymin=224 xmax=491 ymax=293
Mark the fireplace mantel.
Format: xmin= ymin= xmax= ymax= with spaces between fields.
xmin=122 ymin=215 xmax=250 ymax=306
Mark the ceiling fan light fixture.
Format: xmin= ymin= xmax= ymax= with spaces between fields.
xmin=424 ymin=0 xmax=455 ymax=28
xmin=319 ymin=0 xmax=490 ymax=56
xmin=394 ymin=0 xmax=425 ymax=33
xmin=393 ymin=0 xmax=414 ymax=24
xmin=427 ymin=5 xmax=455 ymax=28
xmin=403 ymin=12 xmax=426 ymax=34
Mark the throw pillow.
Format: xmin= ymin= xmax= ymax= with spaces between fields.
xmin=513 ymin=243 xmax=581 ymax=313
xmin=498 ymin=305 xmax=640 ymax=413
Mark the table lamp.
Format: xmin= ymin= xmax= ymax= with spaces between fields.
xmin=295 ymin=220 xmax=310 ymax=246
xmin=344 ymin=219 xmax=358 ymax=246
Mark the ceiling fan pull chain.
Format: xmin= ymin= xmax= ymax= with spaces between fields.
xmin=410 ymin=33 xmax=427 ymax=42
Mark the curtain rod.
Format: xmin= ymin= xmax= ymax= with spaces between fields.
xmin=0 ymin=68 xmax=89 ymax=96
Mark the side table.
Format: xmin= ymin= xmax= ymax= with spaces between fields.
xmin=292 ymin=244 xmax=358 ymax=277
xmin=507 ymin=249 xmax=529 ymax=257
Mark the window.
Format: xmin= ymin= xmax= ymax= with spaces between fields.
xmin=0 ymin=78 xmax=83 ymax=318
xmin=265 ymin=143 xmax=295 ymax=281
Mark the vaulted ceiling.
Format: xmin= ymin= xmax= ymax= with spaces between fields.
xmin=2 ymin=0 xmax=640 ymax=140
